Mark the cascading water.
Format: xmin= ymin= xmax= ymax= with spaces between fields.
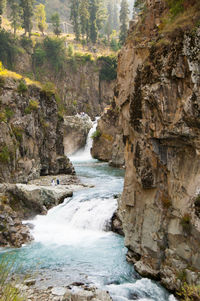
xmin=0 ymin=119 xmax=177 ymax=301
xmin=70 ymin=117 xmax=99 ymax=161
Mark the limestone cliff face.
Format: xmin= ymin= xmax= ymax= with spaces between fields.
xmin=91 ymin=102 xmax=124 ymax=167
xmin=0 ymin=76 xmax=74 ymax=183
xmin=116 ymin=0 xmax=200 ymax=291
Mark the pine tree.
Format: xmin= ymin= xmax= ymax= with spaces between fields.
xmin=70 ymin=0 xmax=80 ymax=41
xmin=0 ymin=0 xmax=6 ymax=28
xmin=89 ymin=0 xmax=98 ymax=44
xmin=9 ymin=0 xmax=22 ymax=37
xmin=96 ymin=0 xmax=107 ymax=33
xmin=79 ymin=0 xmax=89 ymax=41
xmin=34 ymin=3 xmax=47 ymax=35
xmin=119 ymin=0 xmax=129 ymax=45
xmin=20 ymin=0 xmax=34 ymax=36
xmin=51 ymin=12 xmax=61 ymax=36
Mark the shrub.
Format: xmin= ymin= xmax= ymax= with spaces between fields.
xmin=41 ymin=82 xmax=56 ymax=97
xmin=17 ymin=80 xmax=28 ymax=94
xmin=98 ymin=55 xmax=117 ymax=81
xmin=0 ymin=146 xmax=11 ymax=163
xmin=0 ymin=255 xmax=25 ymax=301
xmin=178 ymin=282 xmax=200 ymax=300
xmin=180 ymin=213 xmax=191 ymax=233
xmin=25 ymin=100 xmax=39 ymax=114
xmin=12 ymin=126 xmax=24 ymax=142
xmin=91 ymin=130 xmax=101 ymax=139
xmin=5 ymin=107 xmax=14 ymax=121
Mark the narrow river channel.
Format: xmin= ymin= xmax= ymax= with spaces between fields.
xmin=0 ymin=122 xmax=176 ymax=301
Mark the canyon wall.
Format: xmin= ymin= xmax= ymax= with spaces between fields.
xmin=91 ymin=101 xmax=124 ymax=167
xmin=0 ymin=75 xmax=74 ymax=184
xmin=116 ymin=0 xmax=200 ymax=291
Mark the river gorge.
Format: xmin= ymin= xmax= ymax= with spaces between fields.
xmin=0 ymin=124 xmax=176 ymax=301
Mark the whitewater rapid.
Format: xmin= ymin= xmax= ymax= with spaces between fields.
xmin=0 ymin=118 xmax=177 ymax=301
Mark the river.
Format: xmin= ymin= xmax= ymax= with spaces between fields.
xmin=0 ymin=121 xmax=176 ymax=301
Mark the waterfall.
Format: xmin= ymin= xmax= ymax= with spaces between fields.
xmin=70 ymin=117 xmax=99 ymax=162
xmin=30 ymin=193 xmax=117 ymax=246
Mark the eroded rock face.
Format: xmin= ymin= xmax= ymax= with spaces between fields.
xmin=91 ymin=102 xmax=124 ymax=167
xmin=116 ymin=0 xmax=200 ymax=291
xmin=0 ymin=77 xmax=74 ymax=183
xmin=63 ymin=114 xmax=92 ymax=155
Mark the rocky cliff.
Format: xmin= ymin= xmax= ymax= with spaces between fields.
xmin=116 ymin=0 xmax=200 ymax=291
xmin=91 ymin=101 xmax=124 ymax=167
xmin=0 ymin=74 xmax=74 ymax=184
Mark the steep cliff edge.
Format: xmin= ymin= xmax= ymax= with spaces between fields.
xmin=0 ymin=73 xmax=74 ymax=184
xmin=116 ymin=0 xmax=200 ymax=291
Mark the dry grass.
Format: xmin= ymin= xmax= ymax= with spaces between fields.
xmin=0 ymin=67 xmax=42 ymax=89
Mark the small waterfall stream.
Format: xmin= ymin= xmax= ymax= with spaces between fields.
xmin=0 ymin=119 xmax=176 ymax=301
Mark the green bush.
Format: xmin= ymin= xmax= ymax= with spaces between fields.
xmin=98 ymin=55 xmax=117 ymax=81
xmin=0 ymin=146 xmax=11 ymax=163
xmin=178 ymin=282 xmax=200 ymax=300
xmin=25 ymin=100 xmax=39 ymax=114
xmin=0 ymin=30 xmax=19 ymax=69
xmin=91 ymin=130 xmax=101 ymax=139
xmin=17 ymin=80 xmax=28 ymax=94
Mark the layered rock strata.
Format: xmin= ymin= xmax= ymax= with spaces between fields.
xmin=0 ymin=76 xmax=74 ymax=184
xmin=116 ymin=0 xmax=200 ymax=291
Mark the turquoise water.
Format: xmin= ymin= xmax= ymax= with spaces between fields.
xmin=0 ymin=159 xmax=176 ymax=301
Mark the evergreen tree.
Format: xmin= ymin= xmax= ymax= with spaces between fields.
xmin=51 ymin=12 xmax=61 ymax=36
xmin=70 ymin=0 xmax=80 ymax=40
xmin=113 ymin=2 xmax=119 ymax=31
xmin=34 ymin=3 xmax=47 ymax=35
xmin=96 ymin=0 xmax=107 ymax=32
xmin=0 ymin=0 xmax=6 ymax=28
xmin=104 ymin=1 xmax=113 ymax=42
xmin=89 ymin=0 xmax=98 ymax=44
xmin=9 ymin=0 xmax=22 ymax=37
xmin=79 ymin=0 xmax=89 ymax=41
xmin=20 ymin=0 xmax=34 ymax=36
xmin=119 ymin=0 xmax=129 ymax=45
